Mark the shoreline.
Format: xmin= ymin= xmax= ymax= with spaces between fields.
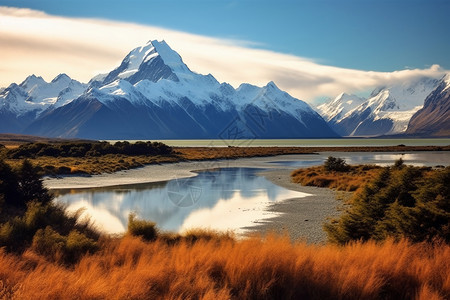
xmin=4 ymin=144 xmax=450 ymax=177
xmin=44 ymin=149 xmax=450 ymax=190
xmin=243 ymin=169 xmax=348 ymax=244
xmin=45 ymin=150 xmax=450 ymax=243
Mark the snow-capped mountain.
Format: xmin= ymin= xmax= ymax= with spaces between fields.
xmin=1 ymin=40 xmax=337 ymax=139
xmin=316 ymin=93 xmax=366 ymax=135
xmin=406 ymin=74 xmax=450 ymax=137
xmin=0 ymin=74 xmax=86 ymax=133
xmin=320 ymin=77 xmax=441 ymax=136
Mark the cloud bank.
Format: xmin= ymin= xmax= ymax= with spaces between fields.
xmin=0 ymin=6 xmax=447 ymax=103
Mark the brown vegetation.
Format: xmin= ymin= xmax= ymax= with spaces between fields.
xmin=291 ymin=164 xmax=382 ymax=191
xmin=3 ymin=154 xmax=179 ymax=175
xmin=0 ymin=235 xmax=448 ymax=300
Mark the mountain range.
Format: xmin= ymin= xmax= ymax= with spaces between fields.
xmin=316 ymin=75 xmax=450 ymax=137
xmin=0 ymin=40 xmax=336 ymax=140
xmin=1 ymin=40 xmax=449 ymax=139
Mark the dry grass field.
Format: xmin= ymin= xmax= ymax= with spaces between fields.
xmin=0 ymin=234 xmax=448 ymax=300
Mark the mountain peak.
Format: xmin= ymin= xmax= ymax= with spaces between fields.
xmin=20 ymin=74 xmax=46 ymax=88
xmin=51 ymin=73 xmax=71 ymax=84
xmin=150 ymin=40 xmax=191 ymax=75
xmin=265 ymin=81 xmax=278 ymax=89
xmin=101 ymin=39 xmax=192 ymax=85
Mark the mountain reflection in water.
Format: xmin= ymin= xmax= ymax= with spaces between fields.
xmin=53 ymin=168 xmax=309 ymax=234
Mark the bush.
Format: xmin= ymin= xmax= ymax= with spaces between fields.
xmin=65 ymin=230 xmax=98 ymax=263
xmin=127 ymin=214 xmax=158 ymax=241
xmin=325 ymin=166 xmax=450 ymax=244
xmin=18 ymin=160 xmax=51 ymax=205
xmin=0 ymin=160 xmax=20 ymax=206
xmin=394 ymin=158 xmax=405 ymax=169
xmin=324 ymin=156 xmax=350 ymax=172
xmin=0 ymin=160 xmax=100 ymax=260
xmin=31 ymin=226 xmax=66 ymax=258
xmin=31 ymin=226 xmax=98 ymax=264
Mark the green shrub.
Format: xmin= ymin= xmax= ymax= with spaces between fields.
xmin=0 ymin=160 xmax=20 ymax=206
xmin=23 ymin=201 xmax=48 ymax=229
xmin=65 ymin=230 xmax=98 ymax=263
xmin=127 ymin=214 xmax=158 ymax=241
xmin=325 ymin=166 xmax=450 ymax=244
xmin=18 ymin=160 xmax=51 ymax=205
xmin=0 ymin=217 xmax=31 ymax=251
xmin=31 ymin=226 xmax=66 ymax=257
xmin=0 ymin=160 xmax=100 ymax=262
xmin=324 ymin=156 xmax=350 ymax=172
xmin=31 ymin=227 xmax=98 ymax=263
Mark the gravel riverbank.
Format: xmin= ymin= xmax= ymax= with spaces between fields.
xmin=244 ymin=169 xmax=347 ymax=244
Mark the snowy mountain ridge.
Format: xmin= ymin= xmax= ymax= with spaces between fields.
xmin=0 ymin=74 xmax=87 ymax=115
xmin=406 ymin=74 xmax=450 ymax=137
xmin=317 ymin=76 xmax=442 ymax=136
xmin=87 ymin=40 xmax=316 ymax=125
xmin=316 ymin=93 xmax=366 ymax=123
xmin=0 ymin=40 xmax=335 ymax=139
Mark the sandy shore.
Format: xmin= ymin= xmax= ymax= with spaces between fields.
xmin=242 ymin=169 xmax=346 ymax=244
xmin=43 ymin=154 xmax=319 ymax=189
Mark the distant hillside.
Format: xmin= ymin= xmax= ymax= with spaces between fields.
xmin=406 ymin=74 xmax=450 ymax=137
xmin=0 ymin=133 xmax=92 ymax=147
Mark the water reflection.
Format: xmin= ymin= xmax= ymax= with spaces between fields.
xmin=270 ymin=152 xmax=450 ymax=168
xmin=53 ymin=168 xmax=309 ymax=234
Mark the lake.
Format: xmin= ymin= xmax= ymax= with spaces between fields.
xmin=53 ymin=168 xmax=309 ymax=234
xmin=51 ymin=151 xmax=450 ymax=235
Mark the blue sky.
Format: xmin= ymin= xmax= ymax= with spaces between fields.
xmin=3 ymin=0 xmax=449 ymax=71
xmin=0 ymin=0 xmax=448 ymax=102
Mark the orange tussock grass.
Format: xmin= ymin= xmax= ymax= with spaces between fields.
xmin=291 ymin=165 xmax=382 ymax=192
xmin=0 ymin=234 xmax=448 ymax=300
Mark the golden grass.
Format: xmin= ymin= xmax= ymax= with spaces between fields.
xmin=3 ymin=154 xmax=180 ymax=175
xmin=291 ymin=165 xmax=383 ymax=192
xmin=0 ymin=234 xmax=448 ymax=299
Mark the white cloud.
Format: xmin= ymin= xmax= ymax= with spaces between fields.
xmin=0 ymin=6 xmax=447 ymax=103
